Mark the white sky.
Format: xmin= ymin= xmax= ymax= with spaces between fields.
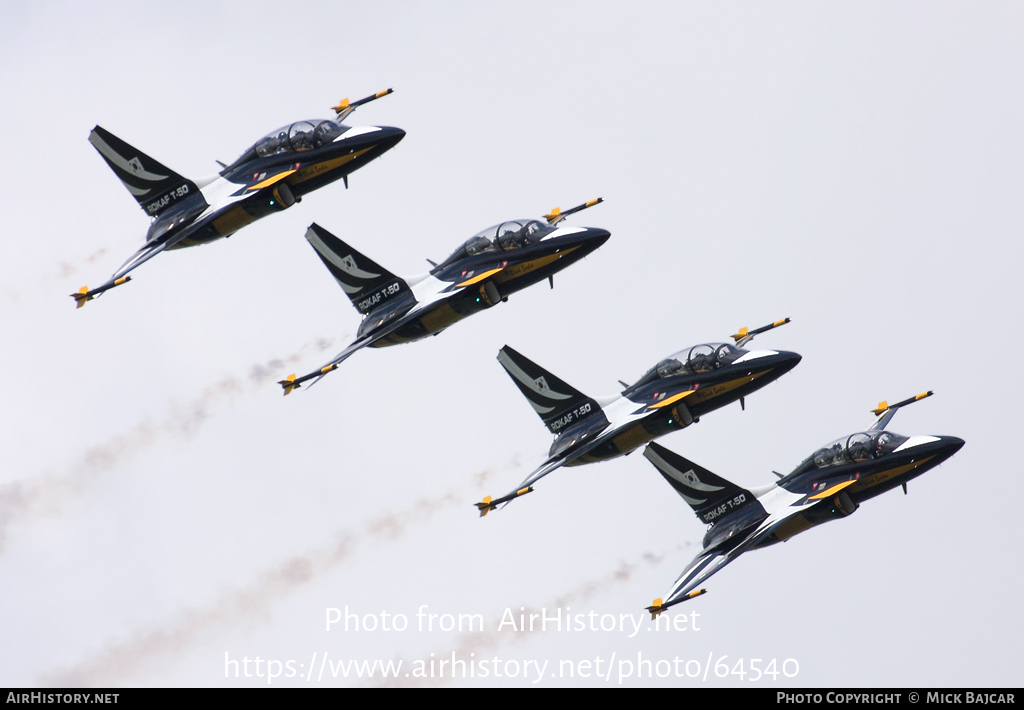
xmin=1 ymin=1 xmax=1021 ymax=688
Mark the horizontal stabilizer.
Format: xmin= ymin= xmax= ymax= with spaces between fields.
xmin=869 ymin=390 xmax=934 ymax=431
xmin=731 ymin=318 xmax=790 ymax=348
xmin=544 ymin=197 xmax=604 ymax=225
xmin=333 ymin=88 xmax=394 ymax=122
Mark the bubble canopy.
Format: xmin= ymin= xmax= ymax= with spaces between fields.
xmin=626 ymin=343 xmax=745 ymax=390
xmin=433 ymin=220 xmax=556 ymax=272
xmin=787 ymin=430 xmax=910 ymax=478
xmin=254 ymin=120 xmax=349 ymax=157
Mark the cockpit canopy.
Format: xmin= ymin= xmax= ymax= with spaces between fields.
xmin=254 ymin=120 xmax=349 ymax=157
xmin=627 ymin=343 xmax=745 ymax=391
xmin=221 ymin=120 xmax=351 ymax=175
xmin=432 ymin=220 xmax=556 ymax=273
xmin=788 ymin=430 xmax=910 ymax=477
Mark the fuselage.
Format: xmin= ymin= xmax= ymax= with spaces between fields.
xmin=704 ymin=434 xmax=965 ymax=554
xmin=562 ymin=349 xmax=802 ymax=466
xmin=361 ymin=224 xmax=611 ymax=347
xmin=147 ymin=123 xmax=405 ymax=251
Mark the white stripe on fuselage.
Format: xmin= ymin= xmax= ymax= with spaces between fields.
xmin=593 ymin=394 xmax=651 ymax=436
xmin=732 ymin=350 xmax=778 ymax=365
xmin=540 ymin=226 xmax=585 ymax=241
xmin=894 ymin=435 xmax=940 ymax=452
xmin=195 ymin=175 xmax=255 ymax=224
xmin=334 ymin=125 xmax=381 ymax=141
xmin=754 ymin=484 xmax=805 ymax=517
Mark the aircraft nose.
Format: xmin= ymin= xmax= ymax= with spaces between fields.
xmin=586 ymin=227 xmax=611 ymax=246
xmin=774 ymin=350 xmax=802 ymax=374
xmin=375 ymin=125 xmax=406 ymax=149
xmin=939 ymin=436 xmax=966 ymax=456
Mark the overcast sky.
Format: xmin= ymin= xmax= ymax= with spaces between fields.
xmin=1 ymin=1 xmax=1021 ymax=688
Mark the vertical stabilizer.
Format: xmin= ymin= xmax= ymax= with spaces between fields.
xmin=89 ymin=126 xmax=198 ymax=217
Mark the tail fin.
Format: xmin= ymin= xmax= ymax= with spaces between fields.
xmin=497 ymin=345 xmax=601 ymax=434
xmin=305 ymin=223 xmax=410 ymax=316
xmin=644 ymin=443 xmax=758 ymax=524
xmin=88 ymin=126 xmax=198 ymax=217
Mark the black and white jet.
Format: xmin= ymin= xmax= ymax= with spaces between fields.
xmin=73 ymin=90 xmax=404 ymax=307
xmin=642 ymin=391 xmax=964 ymax=618
xmin=475 ymin=320 xmax=801 ymax=515
xmin=278 ymin=199 xmax=609 ymax=394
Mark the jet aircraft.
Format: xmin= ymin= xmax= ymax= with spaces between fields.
xmin=278 ymin=199 xmax=610 ymax=394
xmin=475 ymin=320 xmax=801 ymax=516
xmin=73 ymin=90 xmax=405 ymax=307
xmin=642 ymin=391 xmax=964 ymax=618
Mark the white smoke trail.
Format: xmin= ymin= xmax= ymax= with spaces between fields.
xmin=378 ymin=544 xmax=691 ymax=688
xmin=0 ymin=337 xmax=338 ymax=549
xmin=37 ymin=459 xmax=523 ymax=687
xmin=1 ymin=248 xmax=110 ymax=309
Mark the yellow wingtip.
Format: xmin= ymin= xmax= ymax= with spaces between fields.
xmin=647 ymin=598 xmax=665 ymax=619
xmin=279 ymin=374 xmax=297 ymax=396
xmin=72 ymin=286 xmax=90 ymax=308
xmin=476 ymin=496 xmax=494 ymax=518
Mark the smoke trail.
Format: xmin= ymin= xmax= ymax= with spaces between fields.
xmin=377 ymin=544 xmax=691 ymax=688
xmin=38 ymin=463 xmax=522 ymax=688
xmin=1 ymin=248 xmax=110 ymax=309
xmin=0 ymin=337 xmax=338 ymax=549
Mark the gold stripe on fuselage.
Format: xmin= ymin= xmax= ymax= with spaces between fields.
xmin=648 ymin=389 xmax=695 ymax=409
xmin=293 ymin=147 xmax=375 ymax=183
xmin=456 ymin=268 xmax=504 ymax=287
xmin=248 ymin=169 xmax=296 ymax=191
xmin=493 ymin=247 xmax=580 ymax=284
xmin=846 ymin=456 xmax=934 ymax=494
xmin=808 ymin=479 xmax=858 ymax=500
xmin=688 ymin=370 xmax=769 ymax=406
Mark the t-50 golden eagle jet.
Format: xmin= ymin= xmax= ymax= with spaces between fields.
xmin=642 ymin=391 xmax=964 ymax=618
xmin=277 ymin=199 xmax=609 ymax=394
xmin=476 ymin=320 xmax=801 ymax=515
xmin=73 ymin=90 xmax=404 ymax=308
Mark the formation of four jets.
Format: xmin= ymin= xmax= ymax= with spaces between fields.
xmin=75 ymin=90 xmax=964 ymax=616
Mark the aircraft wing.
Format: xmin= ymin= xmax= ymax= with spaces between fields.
xmin=71 ymin=226 xmax=197 ymax=308
xmin=646 ymin=475 xmax=865 ymax=616
xmin=646 ymin=506 xmax=801 ymax=617
xmin=277 ymin=281 xmax=485 ymax=395
xmin=474 ymin=409 xmax=654 ymax=516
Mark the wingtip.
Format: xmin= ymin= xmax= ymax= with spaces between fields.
xmin=475 ymin=496 xmax=493 ymax=517
xmin=646 ymin=598 xmax=665 ymax=620
xmin=278 ymin=374 xmax=298 ymax=396
xmin=71 ymin=286 xmax=90 ymax=308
